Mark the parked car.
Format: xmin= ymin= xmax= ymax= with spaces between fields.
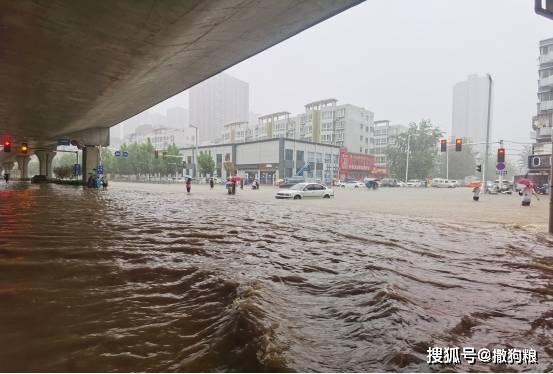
xmin=396 ymin=181 xmax=407 ymax=187
xmin=406 ymin=179 xmax=423 ymax=187
xmin=432 ymin=178 xmax=456 ymax=188
xmin=278 ymin=176 xmax=305 ymax=189
xmin=379 ymin=178 xmax=399 ymax=187
xmin=338 ymin=180 xmax=365 ymax=188
xmin=275 ymin=183 xmax=334 ymax=199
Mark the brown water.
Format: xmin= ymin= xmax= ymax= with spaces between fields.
xmin=1 ymin=182 xmax=552 ymax=372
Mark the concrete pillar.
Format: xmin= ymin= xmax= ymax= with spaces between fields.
xmin=16 ymin=155 xmax=31 ymax=179
xmin=35 ymin=150 xmax=56 ymax=178
xmin=81 ymin=146 xmax=100 ymax=184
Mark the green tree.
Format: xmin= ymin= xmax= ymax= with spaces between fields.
xmin=197 ymin=150 xmax=215 ymax=177
xmin=386 ymin=119 xmax=442 ymax=181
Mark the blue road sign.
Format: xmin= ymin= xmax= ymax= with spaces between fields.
xmin=122 ymin=151 xmax=129 ymax=158
xmin=58 ymin=138 xmax=70 ymax=146
xmin=97 ymin=164 xmax=104 ymax=175
xmin=496 ymin=162 xmax=505 ymax=171
xmin=114 ymin=150 xmax=121 ymax=157
xmin=73 ymin=164 xmax=81 ymax=176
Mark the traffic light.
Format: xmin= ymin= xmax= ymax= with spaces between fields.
xmin=476 ymin=164 xmax=482 ymax=173
xmin=497 ymin=148 xmax=505 ymax=163
xmin=3 ymin=139 xmax=11 ymax=152
xmin=440 ymin=139 xmax=447 ymax=152
xmin=455 ymin=137 xmax=462 ymax=151
xmin=20 ymin=143 xmax=28 ymax=154
xmin=154 ymin=150 xmax=159 ymax=159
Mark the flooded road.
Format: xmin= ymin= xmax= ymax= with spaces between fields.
xmin=1 ymin=182 xmax=552 ymax=372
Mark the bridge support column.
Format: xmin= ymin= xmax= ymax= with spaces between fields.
xmin=16 ymin=155 xmax=31 ymax=179
xmin=35 ymin=150 xmax=56 ymax=178
xmin=81 ymin=146 xmax=100 ymax=185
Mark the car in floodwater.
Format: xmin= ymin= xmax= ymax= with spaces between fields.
xmin=275 ymin=183 xmax=334 ymax=199
xmin=278 ymin=176 xmax=306 ymax=189
xmin=406 ymin=179 xmax=424 ymax=187
xmin=338 ymin=180 xmax=365 ymax=188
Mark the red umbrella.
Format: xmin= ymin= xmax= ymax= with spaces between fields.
xmin=230 ymin=175 xmax=242 ymax=182
xmin=517 ymin=178 xmax=534 ymax=188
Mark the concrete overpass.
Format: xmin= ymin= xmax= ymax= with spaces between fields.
xmin=0 ymin=0 xmax=363 ymax=181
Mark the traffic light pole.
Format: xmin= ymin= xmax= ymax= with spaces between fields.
xmin=446 ymin=144 xmax=449 ymax=180
xmin=550 ymin=137 xmax=553 ymax=234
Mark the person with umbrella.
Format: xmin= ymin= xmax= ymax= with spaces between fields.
xmin=209 ymin=177 xmax=214 ymax=189
xmin=517 ymin=178 xmax=538 ymax=207
xmin=472 ymin=183 xmax=481 ymax=202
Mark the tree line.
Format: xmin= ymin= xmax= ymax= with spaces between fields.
xmin=385 ymin=119 xmax=519 ymax=182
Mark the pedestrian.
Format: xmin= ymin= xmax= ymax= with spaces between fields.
xmin=101 ymin=175 xmax=108 ymax=189
xmin=209 ymin=177 xmax=214 ymax=189
xmin=472 ymin=185 xmax=481 ymax=202
xmin=86 ymin=173 xmax=94 ymax=188
xmin=186 ymin=177 xmax=192 ymax=194
xmin=3 ymin=173 xmax=9 ymax=184
xmin=521 ymin=185 xmax=537 ymax=207
xmin=240 ymin=178 xmax=244 ymax=190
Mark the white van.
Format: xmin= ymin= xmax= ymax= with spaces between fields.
xmin=432 ymin=178 xmax=455 ymax=188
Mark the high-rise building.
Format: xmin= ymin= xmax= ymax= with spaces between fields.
xmin=532 ymin=38 xmax=553 ymax=155
xmin=298 ymin=98 xmax=374 ymax=154
xmin=372 ymin=120 xmax=408 ymax=171
xmin=452 ymin=74 xmax=493 ymax=157
xmin=189 ymin=73 xmax=249 ymax=143
xmin=166 ymin=107 xmax=189 ymax=130
xmin=528 ymin=38 xmax=553 ymax=184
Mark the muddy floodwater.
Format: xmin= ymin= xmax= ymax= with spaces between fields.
xmin=1 ymin=182 xmax=552 ymax=372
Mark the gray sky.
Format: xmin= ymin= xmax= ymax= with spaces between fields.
xmin=148 ymin=0 xmax=552 ymax=154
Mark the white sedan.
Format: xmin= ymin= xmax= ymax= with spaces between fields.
xmin=275 ymin=183 xmax=334 ymax=199
xmin=338 ymin=181 xmax=365 ymax=188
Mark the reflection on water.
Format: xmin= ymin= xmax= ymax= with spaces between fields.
xmin=1 ymin=182 xmax=552 ymax=372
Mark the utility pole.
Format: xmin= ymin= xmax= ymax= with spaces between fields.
xmin=498 ymin=139 xmax=504 ymax=188
xmin=482 ymin=74 xmax=493 ymax=191
xmin=446 ymin=141 xmax=449 ymax=180
xmin=405 ymin=133 xmax=411 ymax=182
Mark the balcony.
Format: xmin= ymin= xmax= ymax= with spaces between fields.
xmin=539 ymin=75 xmax=553 ymax=87
xmin=536 ymin=126 xmax=552 ymax=139
xmin=539 ymin=100 xmax=553 ymax=111
xmin=540 ymin=53 xmax=553 ymax=65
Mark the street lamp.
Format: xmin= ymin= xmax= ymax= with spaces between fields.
xmin=189 ymin=124 xmax=198 ymax=178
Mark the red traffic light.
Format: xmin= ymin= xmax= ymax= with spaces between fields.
xmin=3 ymin=140 xmax=11 ymax=152
xmin=497 ymin=147 xmax=505 ymax=163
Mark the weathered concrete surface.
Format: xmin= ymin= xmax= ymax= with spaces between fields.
xmin=0 ymin=0 xmax=362 ymax=146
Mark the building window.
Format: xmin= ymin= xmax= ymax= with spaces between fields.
xmin=216 ymin=154 xmax=222 ymax=165
xmin=296 ymin=150 xmax=304 ymax=161
xmin=316 ymin=152 xmax=322 ymax=163
xmin=360 ymin=135 xmax=363 ymax=141
xmin=360 ymin=124 xmax=363 ymax=130
xmin=307 ymin=151 xmax=314 ymax=162
xmin=360 ymin=147 xmax=363 ymax=153
xmin=285 ymin=148 xmax=293 ymax=160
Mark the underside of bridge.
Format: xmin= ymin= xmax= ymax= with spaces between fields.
xmin=0 ymin=0 xmax=362 ymax=154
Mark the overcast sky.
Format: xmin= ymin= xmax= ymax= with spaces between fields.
xmin=147 ymin=0 xmax=552 ymax=154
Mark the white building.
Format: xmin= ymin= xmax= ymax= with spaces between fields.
xmin=127 ymin=126 xmax=196 ymax=150
xmin=189 ymin=73 xmax=249 ymax=143
xmin=180 ymin=138 xmax=340 ymax=184
xmin=452 ymin=74 xmax=493 ymax=157
xmin=372 ymin=120 xmax=408 ymax=170
xmin=222 ymin=122 xmax=252 ymax=144
xmin=532 ymin=38 xmax=553 ymax=155
xmin=298 ymin=99 xmax=374 ymax=154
